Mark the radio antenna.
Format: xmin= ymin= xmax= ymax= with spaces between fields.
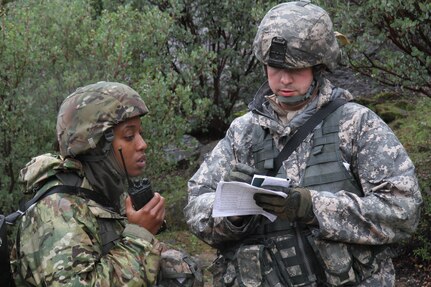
xmin=118 ymin=147 xmax=132 ymax=185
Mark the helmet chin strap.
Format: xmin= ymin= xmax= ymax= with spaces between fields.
xmin=276 ymin=78 xmax=318 ymax=105
xmin=275 ymin=65 xmax=323 ymax=106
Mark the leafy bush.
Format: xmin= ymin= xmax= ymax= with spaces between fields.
xmin=138 ymin=0 xmax=279 ymax=136
xmin=0 ymin=0 xmax=207 ymax=211
xmin=316 ymin=0 xmax=431 ymax=97
xmin=1 ymin=0 xmax=430 ymax=267
xmin=89 ymin=0 xmax=278 ymax=136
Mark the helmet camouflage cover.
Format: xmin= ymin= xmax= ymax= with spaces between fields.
xmin=57 ymin=81 xmax=148 ymax=158
xmin=253 ymin=0 xmax=340 ymax=71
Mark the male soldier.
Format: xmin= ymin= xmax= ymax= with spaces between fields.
xmin=11 ymin=81 xmax=201 ymax=286
xmin=184 ymin=1 xmax=422 ymax=286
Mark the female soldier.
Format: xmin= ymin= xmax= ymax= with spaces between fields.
xmin=12 ymin=81 xmax=166 ymax=286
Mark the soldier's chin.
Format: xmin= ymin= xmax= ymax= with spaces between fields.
xmin=129 ymin=166 xmax=145 ymax=177
xmin=280 ymin=100 xmax=309 ymax=111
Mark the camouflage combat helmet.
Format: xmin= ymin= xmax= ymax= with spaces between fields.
xmin=253 ymin=0 xmax=340 ymax=71
xmin=56 ymin=81 xmax=148 ymax=158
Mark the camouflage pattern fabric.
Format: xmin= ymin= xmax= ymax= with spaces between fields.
xmin=18 ymin=153 xmax=84 ymax=194
xmin=56 ymin=81 xmax=148 ymax=158
xmin=184 ymin=78 xmax=422 ymax=286
xmin=253 ymin=1 xmax=340 ymax=71
xmin=11 ymin=153 xmax=162 ymax=286
xmin=157 ymin=249 xmax=204 ymax=287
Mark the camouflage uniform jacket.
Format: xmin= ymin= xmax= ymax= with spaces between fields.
xmin=184 ymin=79 xmax=422 ymax=285
xmin=11 ymin=154 xmax=162 ymax=286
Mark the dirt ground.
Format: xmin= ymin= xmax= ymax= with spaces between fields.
xmin=393 ymin=256 xmax=431 ymax=287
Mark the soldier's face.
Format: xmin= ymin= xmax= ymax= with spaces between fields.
xmin=267 ymin=65 xmax=314 ymax=109
xmin=112 ymin=116 xmax=148 ymax=177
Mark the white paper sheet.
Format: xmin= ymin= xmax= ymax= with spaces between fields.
xmin=212 ymin=175 xmax=290 ymax=222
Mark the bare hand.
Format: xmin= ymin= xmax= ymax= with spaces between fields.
xmin=125 ymin=193 xmax=165 ymax=235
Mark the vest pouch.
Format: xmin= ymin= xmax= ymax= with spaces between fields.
xmin=350 ymin=245 xmax=380 ymax=282
xmin=236 ymin=244 xmax=265 ymax=287
xmin=211 ymin=244 xmax=287 ymax=287
xmin=208 ymin=255 xmax=230 ymax=287
xmin=309 ymin=237 xmax=356 ymax=286
xmin=209 ymin=254 xmax=239 ymax=287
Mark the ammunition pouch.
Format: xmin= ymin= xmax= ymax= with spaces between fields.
xmin=210 ymin=243 xmax=287 ymax=287
xmin=236 ymin=244 xmax=265 ymax=286
xmin=211 ymin=220 xmax=325 ymax=287
xmin=308 ymin=236 xmax=356 ymax=286
xmin=308 ymin=232 xmax=398 ymax=286
xmin=211 ymin=221 xmax=395 ymax=287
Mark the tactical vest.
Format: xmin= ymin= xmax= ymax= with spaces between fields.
xmin=253 ymin=103 xmax=362 ymax=196
xmin=301 ymin=106 xmax=362 ymax=194
xmin=248 ymin=103 xmax=363 ymax=286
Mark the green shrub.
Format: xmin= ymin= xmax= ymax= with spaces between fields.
xmin=394 ymin=97 xmax=431 ymax=261
xmin=0 ymin=0 xmax=207 ymax=212
xmin=316 ymin=0 xmax=431 ymax=97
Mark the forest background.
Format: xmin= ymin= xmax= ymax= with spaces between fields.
xmin=1 ymin=0 xmax=430 ymax=285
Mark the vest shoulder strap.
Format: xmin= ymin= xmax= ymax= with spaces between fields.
xmin=6 ymin=185 xmax=113 ymax=224
xmin=268 ymin=96 xmax=348 ymax=176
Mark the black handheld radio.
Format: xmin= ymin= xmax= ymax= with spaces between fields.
xmin=118 ymin=147 xmax=154 ymax=210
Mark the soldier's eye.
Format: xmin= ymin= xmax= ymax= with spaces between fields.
xmin=124 ymin=135 xmax=134 ymax=142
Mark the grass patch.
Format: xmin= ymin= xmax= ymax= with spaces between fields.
xmin=398 ymin=97 xmax=431 ymax=260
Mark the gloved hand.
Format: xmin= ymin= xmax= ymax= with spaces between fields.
xmin=223 ymin=163 xmax=256 ymax=184
xmin=223 ymin=163 xmax=256 ymax=226
xmin=253 ymin=187 xmax=314 ymax=223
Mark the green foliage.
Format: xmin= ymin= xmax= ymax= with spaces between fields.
xmin=137 ymin=0 xmax=278 ymax=136
xmin=0 ymin=0 xmax=204 ymax=211
xmin=413 ymin=201 xmax=431 ymax=261
xmin=391 ymin=96 xmax=431 ymax=262
xmin=316 ymin=0 xmax=431 ymax=97
xmin=395 ymin=97 xmax=431 ymax=167
xmin=158 ymin=230 xmax=213 ymax=256
xmin=1 ymin=0 xmax=430 ymax=267
xmin=87 ymin=0 xmax=277 ymax=136
xmin=154 ymin=172 xmax=191 ymax=230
